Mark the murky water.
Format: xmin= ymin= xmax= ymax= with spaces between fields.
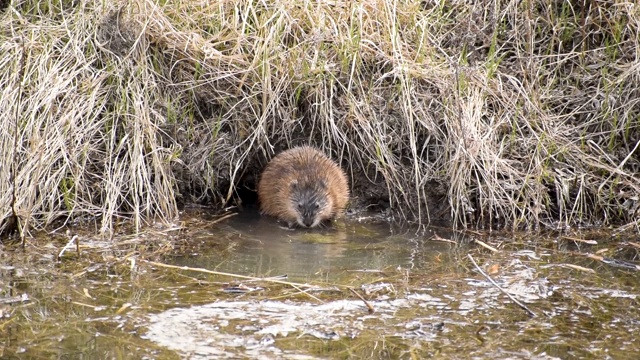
xmin=172 ymin=210 xmax=461 ymax=282
xmin=1 ymin=209 xmax=640 ymax=359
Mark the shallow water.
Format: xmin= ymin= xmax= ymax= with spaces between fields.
xmin=1 ymin=209 xmax=640 ymax=359
xmin=172 ymin=209 xmax=462 ymax=282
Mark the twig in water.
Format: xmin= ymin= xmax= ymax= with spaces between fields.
xmin=209 ymin=212 xmax=237 ymax=225
xmin=142 ymin=260 xmax=320 ymax=289
xmin=348 ymin=287 xmax=375 ymax=314
xmin=586 ymin=254 xmax=640 ymax=271
xmin=472 ymin=238 xmax=499 ymax=253
xmin=626 ymin=242 xmax=640 ymax=250
xmin=57 ymin=235 xmax=79 ymax=261
xmin=540 ymin=263 xmax=595 ymax=273
xmin=560 ymin=236 xmax=598 ymax=245
xmin=431 ymin=233 xmax=457 ymax=244
xmin=467 ymin=254 xmax=536 ymax=318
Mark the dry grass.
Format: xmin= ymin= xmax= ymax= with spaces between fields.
xmin=1 ymin=0 xmax=639 ymax=236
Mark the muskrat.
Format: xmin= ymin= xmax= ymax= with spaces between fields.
xmin=258 ymin=146 xmax=349 ymax=228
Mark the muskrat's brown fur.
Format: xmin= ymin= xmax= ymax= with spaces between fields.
xmin=258 ymin=146 xmax=349 ymax=228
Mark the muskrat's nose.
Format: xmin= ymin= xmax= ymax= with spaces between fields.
xmin=303 ymin=218 xmax=314 ymax=227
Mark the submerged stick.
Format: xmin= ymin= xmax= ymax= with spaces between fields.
xmin=348 ymin=287 xmax=375 ymax=314
xmin=57 ymin=235 xmax=79 ymax=261
xmin=467 ymin=254 xmax=536 ymax=318
xmin=431 ymin=233 xmax=457 ymax=244
xmin=472 ymin=238 xmax=499 ymax=253
xmin=586 ymin=254 xmax=640 ymax=271
xmin=541 ymin=263 xmax=596 ymax=273
xmin=209 ymin=212 xmax=237 ymax=226
xmin=142 ymin=260 xmax=321 ymax=289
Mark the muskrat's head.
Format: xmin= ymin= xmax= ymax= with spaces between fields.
xmin=288 ymin=179 xmax=333 ymax=228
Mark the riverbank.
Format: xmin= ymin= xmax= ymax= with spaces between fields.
xmin=1 ymin=0 xmax=638 ymax=237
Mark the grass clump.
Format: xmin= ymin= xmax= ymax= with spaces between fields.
xmin=0 ymin=0 xmax=639 ymax=236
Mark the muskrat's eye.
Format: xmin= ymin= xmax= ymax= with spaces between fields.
xmin=314 ymin=202 xmax=320 ymax=209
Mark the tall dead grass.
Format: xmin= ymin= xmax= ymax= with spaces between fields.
xmin=1 ymin=0 xmax=638 ymax=236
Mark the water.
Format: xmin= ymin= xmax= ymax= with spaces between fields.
xmin=1 ymin=209 xmax=639 ymax=359
xmin=172 ymin=209 xmax=460 ymax=282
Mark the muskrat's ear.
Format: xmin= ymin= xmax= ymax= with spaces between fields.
xmin=290 ymin=179 xmax=298 ymax=189
xmin=318 ymin=180 xmax=327 ymax=189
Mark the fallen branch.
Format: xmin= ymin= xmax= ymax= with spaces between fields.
xmin=586 ymin=254 xmax=640 ymax=271
xmin=467 ymin=254 xmax=536 ymax=318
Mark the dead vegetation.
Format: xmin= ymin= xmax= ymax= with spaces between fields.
xmin=0 ymin=0 xmax=638 ymax=236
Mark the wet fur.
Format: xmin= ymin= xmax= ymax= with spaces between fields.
xmin=258 ymin=146 xmax=349 ymax=228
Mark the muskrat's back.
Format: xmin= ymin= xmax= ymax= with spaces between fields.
xmin=257 ymin=146 xmax=349 ymax=228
